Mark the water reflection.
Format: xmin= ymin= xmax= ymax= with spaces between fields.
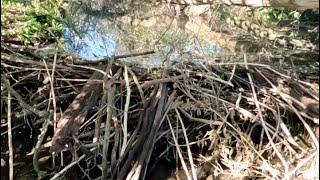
xmin=62 ymin=3 xmax=226 ymax=66
xmin=61 ymin=1 xmax=318 ymax=76
xmin=63 ymin=17 xmax=117 ymax=60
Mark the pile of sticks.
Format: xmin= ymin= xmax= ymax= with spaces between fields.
xmin=1 ymin=45 xmax=319 ymax=179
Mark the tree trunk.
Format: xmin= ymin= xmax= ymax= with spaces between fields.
xmin=169 ymin=0 xmax=318 ymax=10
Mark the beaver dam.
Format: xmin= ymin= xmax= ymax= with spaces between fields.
xmin=1 ymin=1 xmax=319 ymax=180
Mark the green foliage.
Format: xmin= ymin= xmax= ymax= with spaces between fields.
xmin=217 ymin=5 xmax=231 ymax=20
xmin=21 ymin=8 xmax=65 ymax=46
xmin=266 ymin=8 xmax=300 ymax=23
xmin=249 ymin=7 xmax=301 ymax=27
xmin=3 ymin=0 xmax=65 ymax=46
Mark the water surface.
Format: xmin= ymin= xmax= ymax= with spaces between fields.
xmin=62 ymin=1 xmax=319 ymax=75
xmin=62 ymin=2 xmax=229 ymax=68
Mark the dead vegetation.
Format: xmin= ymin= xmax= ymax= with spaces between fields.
xmin=1 ymin=40 xmax=319 ymax=179
xmin=1 ymin=1 xmax=319 ymax=180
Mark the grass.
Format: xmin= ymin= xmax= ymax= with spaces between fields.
xmin=2 ymin=0 xmax=65 ymax=46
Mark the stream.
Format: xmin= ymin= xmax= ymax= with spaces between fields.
xmin=62 ymin=2 xmax=240 ymax=68
xmin=61 ymin=1 xmax=318 ymax=76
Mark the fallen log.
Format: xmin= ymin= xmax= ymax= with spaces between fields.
xmin=166 ymin=0 xmax=318 ymax=9
xmin=50 ymin=71 xmax=103 ymax=153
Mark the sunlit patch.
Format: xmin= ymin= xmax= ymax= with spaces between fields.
xmin=63 ymin=18 xmax=117 ymax=61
